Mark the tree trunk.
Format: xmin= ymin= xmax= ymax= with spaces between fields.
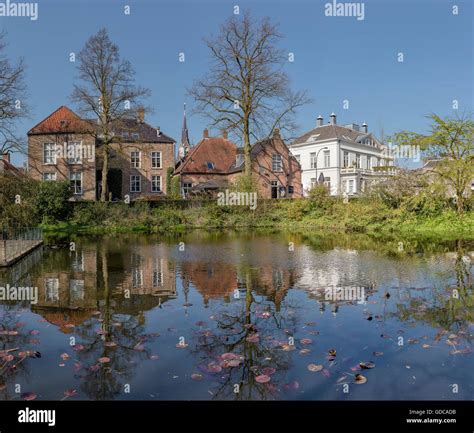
xmin=243 ymin=118 xmax=252 ymax=178
xmin=100 ymin=145 xmax=109 ymax=202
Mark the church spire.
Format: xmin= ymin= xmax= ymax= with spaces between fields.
xmin=178 ymin=103 xmax=191 ymax=160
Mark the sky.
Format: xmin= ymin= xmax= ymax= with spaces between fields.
xmin=1 ymin=0 xmax=473 ymax=167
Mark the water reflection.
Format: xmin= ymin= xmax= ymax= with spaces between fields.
xmin=0 ymin=232 xmax=472 ymax=400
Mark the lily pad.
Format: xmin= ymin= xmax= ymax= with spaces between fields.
xmin=307 ymin=364 xmax=323 ymax=372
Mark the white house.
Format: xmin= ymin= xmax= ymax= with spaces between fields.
xmin=289 ymin=113 xmax=395 ymax=196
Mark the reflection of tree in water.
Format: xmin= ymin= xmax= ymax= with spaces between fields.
xmin=392 ymin=240 xmax=473 ymax=342
xmin=191 ymin=267 xmax=300 ymax=400
xmin=72 ymin=246 xmax=152 ymax=400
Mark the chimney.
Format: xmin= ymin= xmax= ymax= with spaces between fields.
xmin=137 ymin=107 xmax=145 ymax=123
xmin=222 ymin=130 xmax=228 ymax=139
xmin=203 ymin=128 xmax=209 ymax=138
xmin=329 ymin=113 xmax=337 ymax=125
xmin=316 ymin=115 xmax=323 ymax=127
xmin=1 ymin=152 xmax=10 ymax=163
xmin=156 ymin=126 xmax=161 ymax=136
xmin=272 ymin=128 xmax=281 ymax=139
xmin=362 ymin=122 xmax=368 ymax=133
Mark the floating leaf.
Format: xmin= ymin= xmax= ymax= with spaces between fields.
xmin=89 ymin=365 xmax=100 ymax=372
xmin=284 ymin=380 xmax=300 ymax=390
xmin=280 ymin=344 xmax=295 ymax=352
xmin=359 ymin=361 xmax=375 ymax=369
xmin=28 ymin=338 xmax=40 ymax=345
xmin=422 ymin=344 xmax=431 ymax=349
xmin=134 ymin=343 xmax=145 ymax=352
xmin=305 ymin=322 xmax=317 ymax=327
xmin=60 ymin=353 xmax=70 ymax=361
xmin=21 ymin=392 xmax=37 ymax=401
xmin=308 ymin=330 xmax=320 ymax=335
xmin=207 ymin=363 xmax=222 ymax=373
xmin=176 ymin=343 xmax=188 ymax=349
xmin=191 ymin=373 xmax=203 ymax=381
xmin=2 ymin=354 xmax=14 ymax=362
xmin=195 ymin=321 xmax=207 ymax=327
xmin=255 ymin=374 xmax=271 ymax=383
xmin=354 ymin=374 xmax=367 ymax=384
xmin=150 ymin=355 xmax=160 ymax=361
xmin=450 ymin=348 xmax=471 ymax=355
xmin=299 ymin=349 xmax=311 ymax=355
xmin=221 ymin=352 xmax=239 ymax=360
xmin=262 ymin=367 xmax=276 ymax=376
xmin=64 ymin=389 xmax=77 ymax=397
xmin=97 ymin=357 xmax=110 ymax=363
xmin=322 ymin=369 xmax=331 ymax=378
xmin=373 ymin=351 xmax=384 ymax=357
xmin=300 ymin=338 xmax=312 ymax=345
xmin=307 ymin=364 xmax=323 ymax=372
xmin=73 ymin=344 xmax=85 ymax=352
xmin=29 ymin=330 xmax=40 ymax=336
xmin=328 ymin=349 xmax=337 ymax=357
xmin=246 ymin=334 xmax=259 ymax=343
xmin=15 ymin=322 xmax=26 ymax=328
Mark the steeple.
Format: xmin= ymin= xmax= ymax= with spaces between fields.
xmin=178 ymin=103 xmax=191 ymax=160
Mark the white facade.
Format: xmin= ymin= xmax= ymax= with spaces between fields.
xmin=290 ymin=115 xmax=395 ymax=196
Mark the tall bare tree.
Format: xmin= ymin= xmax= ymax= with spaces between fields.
xmin=189 ymin=12 xmax=311 ymax=177
xmin=72 ymin=28 xmax=150 ymax=201
xmin=0 ymin=31 xmax=28 ymax=155
xmin=393 ymin=113 xmax=474 ymax=213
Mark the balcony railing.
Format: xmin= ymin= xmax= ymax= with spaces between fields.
xmin=340 ymin=166 xmax=397 ymax=175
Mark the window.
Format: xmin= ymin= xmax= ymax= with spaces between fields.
xmin=343 ymin=151 xmax=349 ymax=168
xmin=152 ymin=258 xmax=163 ymax=288
xmin=151 ymin=175 xmax=162 ymax=192
xmin=151 ymin=151 xmax=162 ymax=169
xmin=348 ymin=179 xmax=355 ymax=193
xmin=69 ymin=172 xmax=83 ymax=195
xmin=235 ymin=154 xmax=244 ymax=167
xmin=272 ymin=154 xmax=283 ymax=172
xmin=71 ymin=251 xmax=84 ymax=272
xmin=42 ymin=172 xmax=56 ymax=181
xmin=324 ymin=177 xmax=331 ymax=190
xmin=122 ymin=132 xmax=129 ymax=139
xmin=355 ymin=153 xmax=361 ymax=169
xmin=132 ymin=268 xmax=143 ymax=288
xmin=342 ymin=180 xmax=347 ymax=193
xmin=206 ymin=161 xmax=215 ymax=170
xmin=182 ymin=182 xmax=192 ymax=197
xmin=131 ymin=151 xmax=141 ymax=168
xmin=132 ymin=133 xmax=140 ymax=140
xmin=45 ymin=278 xmax=59 ymax=302
xmin=310 ymin=178 xmax=317 ymax=188
xmin=67 ymin=141 xmax=82 ymax=164
xmin=324 ymin=150 xmax=330 ymax=168
xmin=288 ymin=185 xmax=294 ymax=194
xmin=43 ymin=143 xmax=56 ymax=164
xmin=365 ymin=155 xmax=370 ymax=170
xmin=310 ymin=152 xmax=317 ymax=169
xmin=293 ymin=154 xmax=301 ymax=164
xmin=130 ymin=175 xmax=141 ymax=192
xmin=69 ymin=280 xmax=85 ymax=302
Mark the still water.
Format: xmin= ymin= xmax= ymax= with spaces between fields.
xmin=0 ymin=231 xmax=473 ymax=400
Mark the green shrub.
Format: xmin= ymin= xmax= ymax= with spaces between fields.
xmin=34 ymin=181 xmax=72 ymax=223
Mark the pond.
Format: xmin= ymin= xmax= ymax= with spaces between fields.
xmin=0 ymin=231 xmax=472 ymax=401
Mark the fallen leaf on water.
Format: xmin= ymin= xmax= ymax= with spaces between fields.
xmin=246 ymin=334 xmax=259 ymax=343
xmin=300 ymin=338 xmax=312 ymax=345
xmin=29 ymin=330 xmax=40 ymax=336
xmin=104 ymin=341 xmax=117 ymax=348
xmin=176 ymin=343 xmax=188 ymax=349
xmin=373 ymin=351 xmax=384 ymax=357
xmin=255 ymin=374 xmax=271 ymax=383
xmin=283 ymin=380 xmax=299 ymax=390
xmin=359 ymin=361 xmax=375 ymax=369
xmin=354 ymin=374 xmax=367 ymax=384
xmin=73 ymin=344 xmax=85 ymax=352
xmin=150 ymin=355 xmax=160 ymax=361
xmin=280 ymin=344 xmax=295 ymax=352
xmin=195 ymin=321 xmax=207 ymax=327
xmin=2 ymin=354 xmax=14 ymax=362
xmin=134 ymin=344 xmax=145 ymax=352
xmin=450 ymin=348 xmax=471 ymax=355
xmin=60 ymin=353 xmax=70 ymax=361
xmin=336 ymin=375 xmax=348 ymax=384
xmin=64 ymin=389 xmax=77 ymax=397
xmin=191 ymin=373 xmax=203 ymax=380
xmin=299 ymin=349 xmax=311 ymax=355
xmin=307 ymin=364 xmax=323 ymax=372
xmin=308 ymin=330 xmax=320 ymax=335
xmin=328 ymin=349 xmax=337 ymax=357
xmin=262 ymin=367 xmax=276 ymax=376
xmin=98 ymin=357 xmax=110 ymax=363
xmin=15 ymin=322 xmax=26 ymax=328
xmin=221 ymin=352 xmax=239 ymax=360
xmin=89 ymin=365 xmax=100 ymax=372
xmin=305 ymin=322 xmax=317 ymax=327
xmin=207 ymin=363 xmax=222 ymax=373
xmin=350 ymin=365 xmax=362 ymax=372
xmin=422 ymin=344 xmax=431 ymax=349
xmin=28 ymin=339 xmax=40 ymax=345
xmin=322 ymin=369 xmax=331 ymax=378
xmin=21 ymin=392 xmax=37 ymax=401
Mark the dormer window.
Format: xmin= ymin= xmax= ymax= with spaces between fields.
xmin=122 ymin=132 xmax=129 ymax=138
xmin=207 ymin=161 xmax=214 ymax=169
xmin=235 ymin=154 xmax=244 ymax=167
xmin=132 ymin=133 xmax=140 ymax=140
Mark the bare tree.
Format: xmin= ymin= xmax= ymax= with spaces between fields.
xmin=0 ymin=31 xmax=28 ymax=155
xmin=71 ymin=28 xmax=150 ymax=201
xmin=189 ymin=12 xmax=311 ymax=177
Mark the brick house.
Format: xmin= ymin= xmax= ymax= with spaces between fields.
xmin=27 ymin=106 xmax=175 ymax=201
xmin=0 ymin=153 xmax=24 ymax=177
xmin=174 ymin=128 xmax=302 ymax=198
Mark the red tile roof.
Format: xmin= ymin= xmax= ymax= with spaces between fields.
xmin=28 ymin=106 xmax=92 ymax=135
xmin=174 ymin=136 xmax=237 ymax=175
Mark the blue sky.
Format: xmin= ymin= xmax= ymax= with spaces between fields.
xmin=2 ymin=0 xmax=473 ymax=166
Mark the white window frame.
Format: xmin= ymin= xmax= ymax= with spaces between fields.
xmin=151 ymin=175 xmax=162 ymax=193
xmin=343 ymin=151 xmax=349 ymax=168
xmin=42 ymin=172 xmax=57 ymax=181
xmin=151 ymin=151 xmax=162 ymax=169
xmin=43 ymin=143 xmax=57 ymax=165
xmin=348 ymin=179 xmax=355 ymax=194
xmin=324 ymin=150 xmax=330 ymax=168
xmin=130 ymin=175 xmax=141 ymax=193
xmin=67 ymin=141 xmax=83 ymax=165
xmin=310 ymin=152 xmax=317 ymax=169
xmin=131 ymin=151 xmax=141 ymax=168
xmin=45 ymin=278 xmax=59 ymax=302
xmin=272 ymin=154 xmax=283 ymax=172
xmin=355 ymin=153 xmax=361 ymax=169
xmin=69 ymin=171 xmax=83 ymax=195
